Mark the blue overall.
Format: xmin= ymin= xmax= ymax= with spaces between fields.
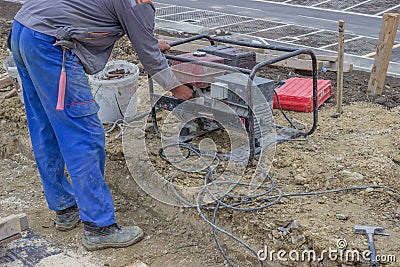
xmin=11 ymin=20 xmax=115 ymax=227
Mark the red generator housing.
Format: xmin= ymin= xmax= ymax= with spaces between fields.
xmin=273 ymin=77 xmax=332 ymax=112
xmin=172 ymin=52 xmax=225 ymax=88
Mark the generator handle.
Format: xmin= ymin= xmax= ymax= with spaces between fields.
xmin=168 ymin=34 xmax=215 ymax=47
xmin=167 ymin=34 xmax=298 ymax=52
xmin=248 ymin=48 xmax=318 ymax=137
xmin=148 ymin=75 xmax=160 ymax=136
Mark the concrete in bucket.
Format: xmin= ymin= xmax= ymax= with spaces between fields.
xmin=90 ymin=60 xmax=139 ymax=124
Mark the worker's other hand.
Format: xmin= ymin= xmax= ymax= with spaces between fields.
xmin=170 ymin=85 xmax=193 ymax=100
xmin=158 ymin=40 xmax=171 ymax=54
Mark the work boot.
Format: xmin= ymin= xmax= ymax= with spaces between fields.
xmin=82 ymin=223 xmax=144 ymax=251
xmin=55 ymin=204 xmax=80 ymax=231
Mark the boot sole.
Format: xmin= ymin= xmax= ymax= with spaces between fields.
xmin=82 ymin=230 xmax=144 ymax=251
xmin=55 ymin=219 xmax=81 ymax=231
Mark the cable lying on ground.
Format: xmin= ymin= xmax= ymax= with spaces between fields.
xmin=159 ymin=142 xmax=400 ymax=267
xmin=104 ymin=110 xmax=153 ymax=138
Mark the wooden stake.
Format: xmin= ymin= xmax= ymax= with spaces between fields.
xmin=367 ymin=13 xmax=400 ymax=96
xmin=336 ymin=20 xmax=345 ymax=115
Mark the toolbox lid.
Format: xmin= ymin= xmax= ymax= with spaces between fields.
xmin=273 ymin=77 xmax=332 ymax=112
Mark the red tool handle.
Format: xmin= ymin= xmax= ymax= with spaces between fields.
xmin=56 ymin=71 xmax=66 ymax=111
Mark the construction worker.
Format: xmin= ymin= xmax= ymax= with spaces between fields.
xmin=10 ymin=0 xmax=192 ymax=250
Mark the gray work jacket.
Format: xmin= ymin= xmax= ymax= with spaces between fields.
xmin=14 ymin=0 xmax=180 ymax=89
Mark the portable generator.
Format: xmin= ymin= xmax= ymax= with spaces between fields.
xmin=149 ymin=34 xmax=319 ymax=161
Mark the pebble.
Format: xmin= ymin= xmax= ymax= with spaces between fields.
xmin=365 ymin=187 xmax=374 ymax=193
xmin=279 ymin=198 xmax=287 ymax=204
xmin=277 ymin=159 xmax=292 ymax=168
xmin=294 ymin=174 xmax=308 ymax=185
xmin=132 ymin=127 xmax=145 ymax=139
xmin=162 ymin=131 xmax=173 ymax=137
xmin=339 ymin=170 xmax=364 ymax=181
xmin=291 ymin=235 xmax=305 ymax=245
xmin=335 ymin=214 xmax=349 ymax=220
xmin=395 ymin=207 xmax=400 ymax=218
xmin=393 ymin=156 xmax=400 ymax=165
xmin=374 ymin=96 xmax=387 ymax=105
xmin=137 ymin=153 xmax=148 ymax=161
xmin=271 ymin=230 xmax=281 ymax=238
xmin=336 ymin=156 xmax=345 ymax=163
xmin=116 ymin=151 xmax=124 ymax=158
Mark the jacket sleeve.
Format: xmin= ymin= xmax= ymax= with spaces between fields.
xmin=114 ymin=0 xmax=180 ymax=90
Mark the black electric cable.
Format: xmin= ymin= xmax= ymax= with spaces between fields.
xmin=274 ymin=89 xmax=298 ymax=130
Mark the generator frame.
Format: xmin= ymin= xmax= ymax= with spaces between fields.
xmin=149 ymin=34 xmax=319 ymax=161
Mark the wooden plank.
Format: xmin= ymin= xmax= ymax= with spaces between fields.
xmin=337 ymin=20 xmax=345 ymax=115
xmin=298 ymin=54 xmax=338 ymax=62
xmin=322 ymin=61 xmax=353 ymax=73
xmin=257 ymin=54 xmax=323 ymax=71
xmin=0 ymin=214 xmax=29 ymax=245
xmin=263 ymin=49 xmax=292 ymax=57
xmin=0 ymin=233 xmax=22 ymax=246
xmin=367 ymin=13 xmax=400 ymax=96
xmin=214 ymin=41 xmax=267 ymax=54
xmin=0 ymin=72 xmax=13 ymax=89
xmin=272 ymin=57 xmax=323 ymax=71
xmin=299 ymin=54 xmax=353 ymax=72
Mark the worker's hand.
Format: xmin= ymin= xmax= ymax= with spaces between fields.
xmin=170 ymin=85 xmax=193 ymax=100
xmin=158 ymin=40 xmax=171 ymax=54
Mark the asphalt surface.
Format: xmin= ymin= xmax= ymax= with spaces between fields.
xmin=155 ymin=0 xmax=400 ymax=42
xmin=154 ymin=0 xmax=400 ymax=74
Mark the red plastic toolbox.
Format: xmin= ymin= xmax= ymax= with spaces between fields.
xmin=273 ymin=77 xmax=332 ymax=112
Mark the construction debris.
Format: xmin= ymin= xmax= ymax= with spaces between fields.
xmin=4 ymin=87 xmax=17 ymax=99
xmin=0 ymin=213 xmax=29 ymax=246
xmin=0 ymin=72 xmax=13 ymax=89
